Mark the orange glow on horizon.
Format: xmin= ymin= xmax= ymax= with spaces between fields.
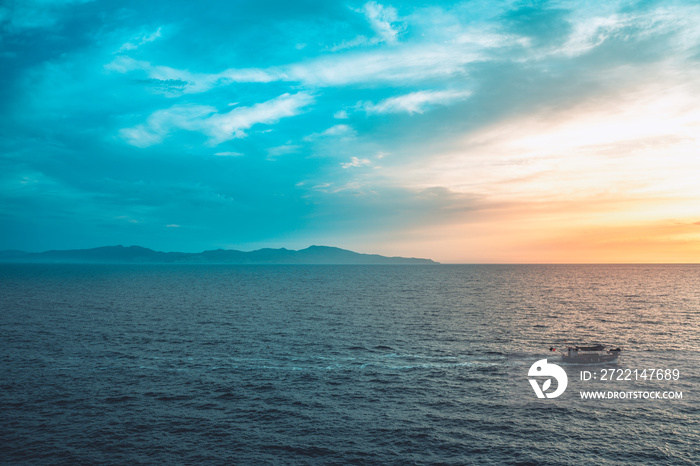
xmin=359 ymin=80 xmax=700 ymax=263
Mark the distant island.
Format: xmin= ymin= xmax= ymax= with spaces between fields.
xmin=0 ymin=245 xmax=438 ymax=265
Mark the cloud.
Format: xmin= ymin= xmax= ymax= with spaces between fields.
xmin=362 ymin=89 xmax=472 ymax=114
xmin=327 ymin=1 xmax=404 ymax=51
xmin=118 ymin=27 xmax=163 ymax=52
xmin=120 ymin=92 xmax=314 ymax=147
xmin=119 ymin=104 xmax=216 ymax=147
xmin=106 ymin=42 xmax=479 ymax=91
xmin=305 ymin=124 xmax=356 ymax=141
xmin=322 ymin=124 xmax=354 ymax=136
xmin=107 ymin=11 xmax=499 ymax=92
xmin=206 ymin=92 xmax=314 ymax=144
xmin=517 ymin=5 xmax=700 ymax=61
xmin=341 ymin=156 xmax=371 ymax=169
xmin=386 ymin=79 xmax=700 ymax=216
xmin=362 ymin=1 xmax=402 ymax=44
xmin=105 ymin=56 xmax=279 ymax=96
xmin=96 ymin=1 xmax=700 ymax=100
xmin=289 ymin=43 xmax=483 ymax=86
xmin=105 ymin=3 xmax=697 ymax=96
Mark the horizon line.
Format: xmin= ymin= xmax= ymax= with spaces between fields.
xmin=2 ymin=244 xmax=699 ymax=265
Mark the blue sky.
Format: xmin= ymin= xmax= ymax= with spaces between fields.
xmin=2 ymin=0 xmax=700 ymax=262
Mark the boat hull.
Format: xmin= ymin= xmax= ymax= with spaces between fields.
xmin=562 ymin=353 xmax=619 ymax=364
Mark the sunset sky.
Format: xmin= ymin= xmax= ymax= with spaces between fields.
xmin=2 ymin=0 xmax=700 ymax=262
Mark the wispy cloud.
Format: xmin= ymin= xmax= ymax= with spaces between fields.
xmin=304 ymin=124 xmax=356 ymax=141
xmin=327 ymin=1 xmax=404 ymax=51
xmin=341 ymin=156 xmax=371 ymax=169
xmin=105 ymin=56 xmax=279 ymax=95
xmin=120 ymin=92 xmax=314 ymax=146
xmin=106 ymin=22 xmax=496 ymax=91
xmin=362 ymin=89 xmax=472 ymax=114
xmin=205 ymin=92 xmax=314 ymax=144
xmin=119 ymin=104 xmax=215 ymax=147
xmin=363 ymin=1 xmax=401 ymax=44
xmin=288 ymin=44 xmax=481 ymax=86
xmin=118 ymin=27 xmax=163 ymax=52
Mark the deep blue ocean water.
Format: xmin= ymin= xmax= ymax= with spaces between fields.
xmin=1 ymin=264 xmax=699 ymax=464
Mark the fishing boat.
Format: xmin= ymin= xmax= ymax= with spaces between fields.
xmin=549 ymin=344 xmax=621 ymax=364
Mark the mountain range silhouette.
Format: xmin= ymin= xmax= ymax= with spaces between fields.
xmin=0 ymin=245 xmax=437 ymax=264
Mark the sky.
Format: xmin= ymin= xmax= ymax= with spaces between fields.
xmin=1 ymin=0 xmax=700 ymax=263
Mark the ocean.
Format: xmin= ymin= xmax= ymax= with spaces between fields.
xmin=1 ymin=264 xmax=698 ymax=464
